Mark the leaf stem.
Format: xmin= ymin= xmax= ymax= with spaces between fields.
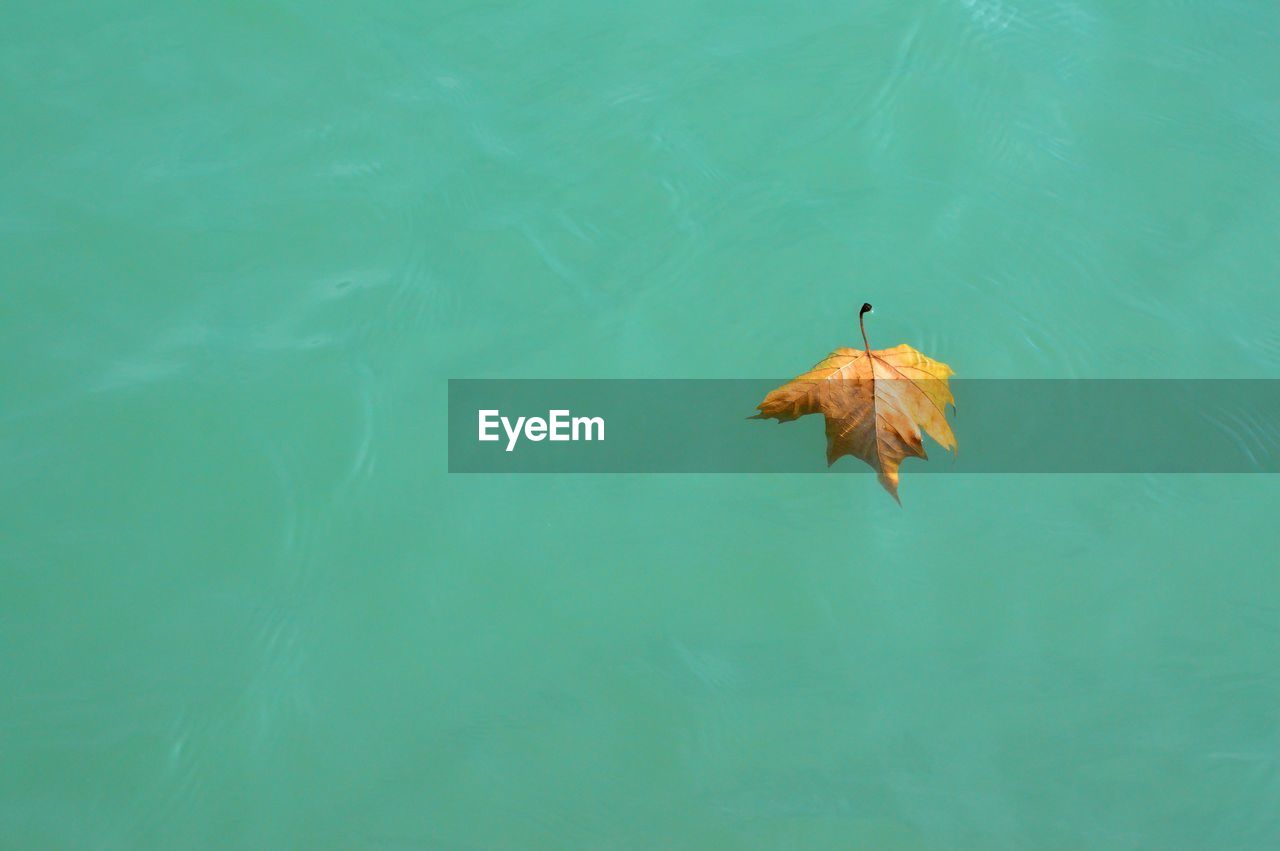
xmin=859 ymin=303 xmax=873 ymax=354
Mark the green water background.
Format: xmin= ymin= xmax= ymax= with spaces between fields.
xmin=4 ymin=1 xmax=1280 ymax=847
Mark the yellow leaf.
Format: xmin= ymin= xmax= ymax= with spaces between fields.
xmin=751 ymin=304 xmax=957 ymax=502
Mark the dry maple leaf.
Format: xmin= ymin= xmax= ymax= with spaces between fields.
xmin=751 ymin=303 xmax=957 ymax=502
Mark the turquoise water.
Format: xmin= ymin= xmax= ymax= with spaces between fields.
xmin=4 ymin=1 xmax=1280 ymax=847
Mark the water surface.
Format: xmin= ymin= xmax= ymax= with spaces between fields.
xmin=3 ymin=0 xmax=1279 ymax=847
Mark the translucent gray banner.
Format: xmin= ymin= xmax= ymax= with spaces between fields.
xmin=447 ymin=380 xmax=1280 ymax=473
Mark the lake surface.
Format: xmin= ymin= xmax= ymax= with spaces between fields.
xmin=4 ymin=1 xmax=1279 ymax=847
